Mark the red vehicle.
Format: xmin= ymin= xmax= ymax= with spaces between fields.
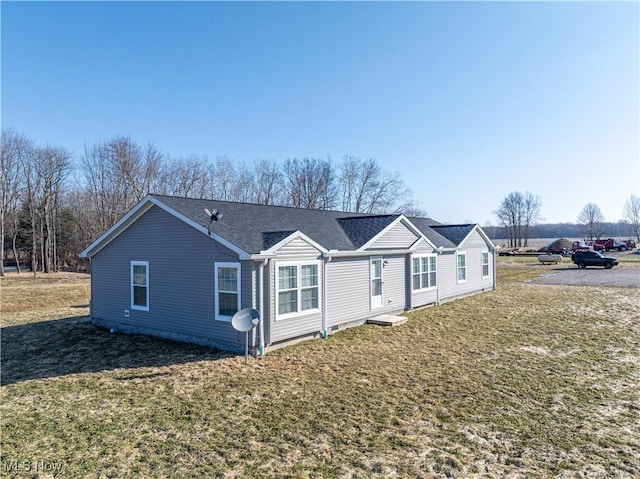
xmin=572 ymin=240 xmax=605 ymax=253
xmin=594 ymin=238 xmax=635 ymax=251
xmin=594 ymin=238 xmax=617 ymax=251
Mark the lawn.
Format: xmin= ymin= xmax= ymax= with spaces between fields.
xmin=1 ymin=263 xmax=639 ymax=478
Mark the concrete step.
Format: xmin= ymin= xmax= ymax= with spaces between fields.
xmin=367 ymin=314 xmax=408 ymax=327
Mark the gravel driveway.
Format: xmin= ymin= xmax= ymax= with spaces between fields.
xmin=533 ymin=263 xmax=640 ymax=288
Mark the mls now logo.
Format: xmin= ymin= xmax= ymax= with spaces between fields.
xmin=3 ymin=458 xmax=63 ymax=473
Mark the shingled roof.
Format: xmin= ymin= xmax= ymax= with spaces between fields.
xmin=81 ymin=194 xmax=485 ymax=258
xmin=429 ymin=224 xmax=477 ymax=247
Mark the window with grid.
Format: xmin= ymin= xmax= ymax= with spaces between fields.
xmin=215 ymin=263 xmax=240 ymax=320
xmin=277 ymin=262 xmax=320 ymax=318
xmin=131 ymin=261 xmax=149 ymax=311
xmin=412 ymin=255 xmax=436 ymax=291
xmin=482 ymin=252 xmax=490 ymax=278
xmin=457 ymin=253 xmax=467 ymax=282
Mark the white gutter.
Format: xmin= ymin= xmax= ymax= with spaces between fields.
xmin=323 ymin=248 xmax=415 ymax=259
xmin=493 ymin=249 xmax=497 ymax=291
xmin=250 ymin=253 xmax=277 ymax=260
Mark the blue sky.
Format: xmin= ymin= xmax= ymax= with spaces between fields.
xmin=2 ymin=1 xmax=638 ymax=225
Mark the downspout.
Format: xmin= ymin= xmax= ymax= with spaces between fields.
xmin=492 ymin=247 xmax=497 ymax=291
xmin=258 ymin=259 xmax=268 ymax=356
xmin=322 ymin=253 xmax=332 ymax=338
xmin=88 ymin=257 xmax=93 ymax=321
xmin=436 ymin=247 xmax=443 ymax=305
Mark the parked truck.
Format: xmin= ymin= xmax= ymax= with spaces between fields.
xmin=594 ymin=238 xmax=632 ymax=251
xmin=571 ymin=240 xmax=605 ymax=253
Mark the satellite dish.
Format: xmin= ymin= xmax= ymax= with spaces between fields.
xmin=204 ymin=207 xmax=223 ymax=235
xmin=231 ymin=308 xmax=260 ymax=332
xmin=231 ymin=308 xmax=260 ymax=364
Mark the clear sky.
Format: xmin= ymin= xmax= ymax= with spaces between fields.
xmin=2 ymin=1 xmax=639 ymax=225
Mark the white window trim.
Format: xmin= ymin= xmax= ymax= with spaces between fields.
xmin=131 ymin=261 xmax=149 ymax=311
xmin=214 ymin=262 xmax=241 ymax=322
xmin=457 ymin=252 xmax=467 ymax=283
xmin=412 ymin=254 xmax=437 ymax=292
xmin=482 ymin=251 xmax=490 ymax=278
xmin=275 ymin=260 xmax=321 ymax=321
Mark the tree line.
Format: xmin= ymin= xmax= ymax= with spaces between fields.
xmin=1 ymin=130 xmax=425 ymax=276
xmin=493 ymin=190 xmax=640 ymax=246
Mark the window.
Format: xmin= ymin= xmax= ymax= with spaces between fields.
xmin=457 ymin=253 xmax=467 ymax=282
xmin=215 ymin=262 xmax=241 ymax=321
xmin=482 ymin=252 xmax=490 ymax=278
xmin=131 ymin=261 xmax=149 ymax=311
xmin=412 ymin=255 xmax=436 ymax=291
xmin=277 ymin=262 xmax=320 ymax=318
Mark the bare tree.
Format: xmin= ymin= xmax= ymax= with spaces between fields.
xmin=338 ymin=156 xmax=422 ymax=214
xmin=623 ymin=195 xmax=640 ymax=241
xmin=81 ymin=136 xmax=162 ymax=238
xmin=577 ymin=203 xmax=605 ymax=240
xmin=283 ymin=158 xmax=337 ymax=209
xmin=1 ymin=130 xmax=30 ymax=275
xmin=36 ymin=145 xmax=71 ymax=272
xmin=252 ymin=158 xmax=284 ymax=205
xmin=522 ymin=192 xmax=543 ymax=247
xmin=156 ymin=155 xmax=210 ymax=198
xmin=495 ymin=192 xmax=524 ymax=247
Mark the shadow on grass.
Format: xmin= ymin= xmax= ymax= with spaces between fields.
xmin=1 ymin=316 xmax=233 ymax=386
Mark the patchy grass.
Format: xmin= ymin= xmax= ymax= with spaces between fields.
xmin=1 ymin=267 xmax=639 ymax=478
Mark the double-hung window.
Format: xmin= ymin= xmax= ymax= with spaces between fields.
xmin=215 ymin=262 xmax=241 ymax=321
xmin=412 ymin=255 xmax=436 ymax=291
xmin=482 ymin=252 xmax=490 ymax=278
xmin=277 ymin=262 xmax=320 ymax=319
xmin=457 ymin=252 xmax=467 ymax=283
xmin=131 ymin=261 xmax=149 ymax=311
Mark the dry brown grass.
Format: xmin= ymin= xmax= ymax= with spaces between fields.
xmin=1 ymin=265 xmax=639 ymax=478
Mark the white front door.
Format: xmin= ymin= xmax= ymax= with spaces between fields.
xmin=370 ymin=257 xmax=383 ymax=309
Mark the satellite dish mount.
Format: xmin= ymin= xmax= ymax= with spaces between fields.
xmin=204 ymin=207 xmax=223 ymax=236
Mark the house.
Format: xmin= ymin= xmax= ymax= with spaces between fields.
xmin=79 ymin=195 xmax=496 ymax=354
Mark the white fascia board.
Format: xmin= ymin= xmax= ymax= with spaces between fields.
xmin=324 ymin=248 xmax=412 ymax=258
xmin=79 ymin=195 xmax=251 ymax=260
xmin=459 ymin=224 xmax=497 ymax=251
xmin=358 ymin=215 xmax=436 ymax=252
xmin=261 ymin=230 xmax=328 ymax=255
xmin=408 ymin=235 xmax=439 ymax=253
xmin=402 ymin=217 xmax=439 ymax=250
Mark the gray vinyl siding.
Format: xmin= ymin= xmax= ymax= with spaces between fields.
xmin=268 ymin=237 xmax=324 ymax=344
xmin=437 ymin=229 xmax=494 ymax=302
xmin=91 ymin=205 xmax=251 ymax=350
xmin=326 ymin=257 xmax=371 ymax=326
xmin=326 ymin=254 xmax=407 ymax=328
xmin=273 ymin=237 xmax=323 ymax=261
xmin=367 ymin=221 xmax=419 ymax=250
